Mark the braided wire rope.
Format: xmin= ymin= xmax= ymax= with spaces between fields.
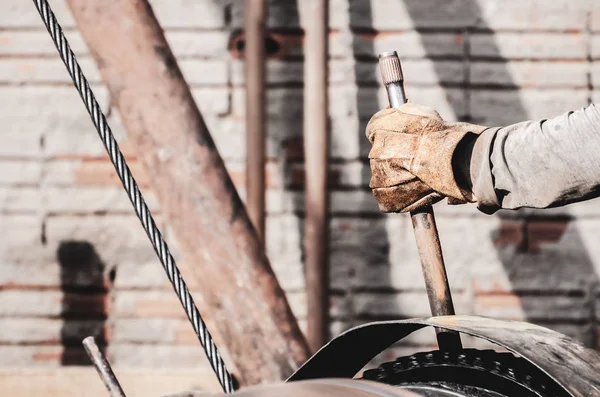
xmin=32 ymin=0 xmax=234 ymax=392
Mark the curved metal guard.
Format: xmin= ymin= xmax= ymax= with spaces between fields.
xmin=287 ymin=315 xmax=600 ymax=397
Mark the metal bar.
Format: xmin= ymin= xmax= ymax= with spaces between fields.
xmin=82 ymin=337 xmax=126 ymax=397
xmin=378 ymin=51 xmax=462 ymax=351
xmin=303 ymin=0 xmax=330 ymax=353
xmin=245 ymin=0 xmax=267 ymax=244
xmin=63 ymin=0 xmax=310 ymax=385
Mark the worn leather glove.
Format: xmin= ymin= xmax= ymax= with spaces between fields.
xmin=366 ymin=103 xmax=488 ymax=213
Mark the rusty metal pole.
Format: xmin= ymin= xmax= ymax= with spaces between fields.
xmin=379 ymin=52 xmax=462 ymax=351
xmin=82 ymin=337 xmax=127 ymax=397
xmin=65 ymin=0 xmax=310 ymax=385
xmin=244 ymin=0 xmax=267 ymax=243
xmin=303 ymin=0 xmax=330 ymax=352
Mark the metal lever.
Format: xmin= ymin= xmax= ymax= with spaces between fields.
xmin=83 ymin=337 xmax=127 ymax=397
xmin=378 ymin=51 xmax=462 ymax=351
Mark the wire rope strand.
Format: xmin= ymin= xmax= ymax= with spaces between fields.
xmin=32 ymin=0 xmax=234 ymax=392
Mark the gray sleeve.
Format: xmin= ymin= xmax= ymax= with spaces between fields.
xmin=470 ymin=103 xmax=600 ymax=214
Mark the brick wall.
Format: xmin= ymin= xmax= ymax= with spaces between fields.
xmin=1 ymin=0 xmax=600 ymax=370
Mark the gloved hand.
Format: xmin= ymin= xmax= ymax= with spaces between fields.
xmin=365 ymin=102 xmax=488 ymax=213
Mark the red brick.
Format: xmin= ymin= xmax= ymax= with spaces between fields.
xmin=282 ymin=138 xmax=304 ymax=160
xmin=526 ymin=220 xmax=569 ymax=253
xmin=492 ymin=219 xmax=524 ymax=248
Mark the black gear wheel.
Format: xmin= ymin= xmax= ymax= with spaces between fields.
xmin=361 ymin=349 xmax=569 ymax=397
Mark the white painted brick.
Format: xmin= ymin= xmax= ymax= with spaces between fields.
xmin=474 ymin=294 xmax=590 ymax=322
xmin=0 ymin=187 xmax=40 ymax=212
xmin=0 ymin=290 xmax=103 ymax=317
xmin=109 ymin=344 xmax=210 ymax=368
xmin=354 ymin=32 xmax=465 ymax=59
xmin=0 ymin=290 xmax=61 ymax=317
xmin=356 ymin=86 xmax=467 ymax=121
xmin=164 ymin=31 xmax=231 ymax=59
xmin=113 ymin=261 xmax=171 ymax=290
xmin=593 ymin=10 xmax=600 ymax=33
xmin=0 ymin=215 xmax=44 ymax=270
xmin=44 ymin=187 xmax=160 ymax=214
xmin=470 ymin=89 xmax=589 ymax=126
xmin=265 ymin=214 xmax=302 ymax=259
xmin=347 ymin=0 xmax=480 ymax=30
xmin=0 ymin=58 xmax=101 ymax=85
xmin=43 ymin=160 xmax=79 ymax=185
xmin=45 ymin=109 xmax=125 ymax=158
xmin=231 ymin=87 xmax=302 ymax=120
xmin=327 ymin=31 xmax=464 ymax=59
xmin=471 ymin=33 xmax=587 ymax=60
xmin=0 ymin=1 xmax=75 ymax=28
xmin=265 ymin=189 xmax=298 ymax=215
xmin=179 ymin=60 xmax=228 ymax=86
xmin=149 ymin=0 xmax=232 ymax=29
xmin=350 ymin=291 xmax=471 ymax=318
xmin=191 ymin=88 xmax=230 ymax=116
xmin=235 ymin=59 xmax=461 ymax=86
xmin=0 ymin=346 xmax=64 ymax=367
xmin=0 ymin=161 xmax=41 ymax=185
xmin=330 ymin=60 xmax=465 ymax=86
xmin=471 ymin=62 xmax=588 ymax=88
xmin=0 ymin=31 xmax=87 ymax=56
xmin=113 ymin=290 xmax=189 ymax=318
xmin=472 ymin=219 xmax=600 ymax=293
xmin=230 ymin=0 xmax=300 ymax=29
xmin=231 ymin=0 xmax=348 ymax=29
xmin=589 ymin=64 xmax=600 ymax=87
xmin=330 ymin=215 xmax=504 ymax=291
xmin=112 ymin=318 xmax=183 ymax=344
xmin=476 ymin=0 xmax=589 ymax=31
xmin=0 ymin=318 xmax=104 ymax=344
xmin=203 ymin=116 xmax=245 ymax=161
xmin=231 ymin=59 xmax=303 ymax=86
xmin=1 ymin=86 xmax=109 ymax=158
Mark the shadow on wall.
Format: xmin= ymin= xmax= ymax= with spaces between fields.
xmin=399 ymin=0 xmax=597 ymax=347
xmin=57 ymin=241 xmax=112 ymax=365
xmin=228 ymin=0 xmax=597 ymax=350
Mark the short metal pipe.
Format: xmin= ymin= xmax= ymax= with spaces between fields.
xmin=303 ymin=0 xmax=330 ymax=352
xmin=83 ymin=337 xmax=126 ymax=397
xmin=245 ymin=0 xmax=267 ymax=243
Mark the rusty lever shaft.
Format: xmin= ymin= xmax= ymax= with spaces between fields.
xmin=378 ymin=51 xmax=462 ymax=351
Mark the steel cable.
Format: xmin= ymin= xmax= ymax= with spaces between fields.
xmin=32 ymin=0 xmax=234 ymax=392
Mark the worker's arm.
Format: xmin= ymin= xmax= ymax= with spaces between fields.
xmin=366 ymin=103 xmax=600 ymax=214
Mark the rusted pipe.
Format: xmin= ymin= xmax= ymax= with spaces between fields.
xmin=303 ymin=0 xmax=330 ymax=352
xmin=65 ymin=0 xmax=310 ymax=385
xmin=379 ymin=52 xmax=462 ymax=351
xmin=83 ymin=337 xmax=126 ymax=397
xmin=244 ymin=0 xmax=267 ymax=243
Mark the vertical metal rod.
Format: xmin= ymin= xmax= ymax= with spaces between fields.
xmin=378 ymin=51 xmax=462 ymax=351
xmin=304 ymin=0 xmax=330 ymax=352
xmin=245 ymin=0 xmax=267 ymax=243
xmin=82 ymin=337 xmax=126 ymax=397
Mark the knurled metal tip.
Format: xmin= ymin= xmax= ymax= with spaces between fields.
xmin=378 ymin=51 xmax=404 ymax=85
